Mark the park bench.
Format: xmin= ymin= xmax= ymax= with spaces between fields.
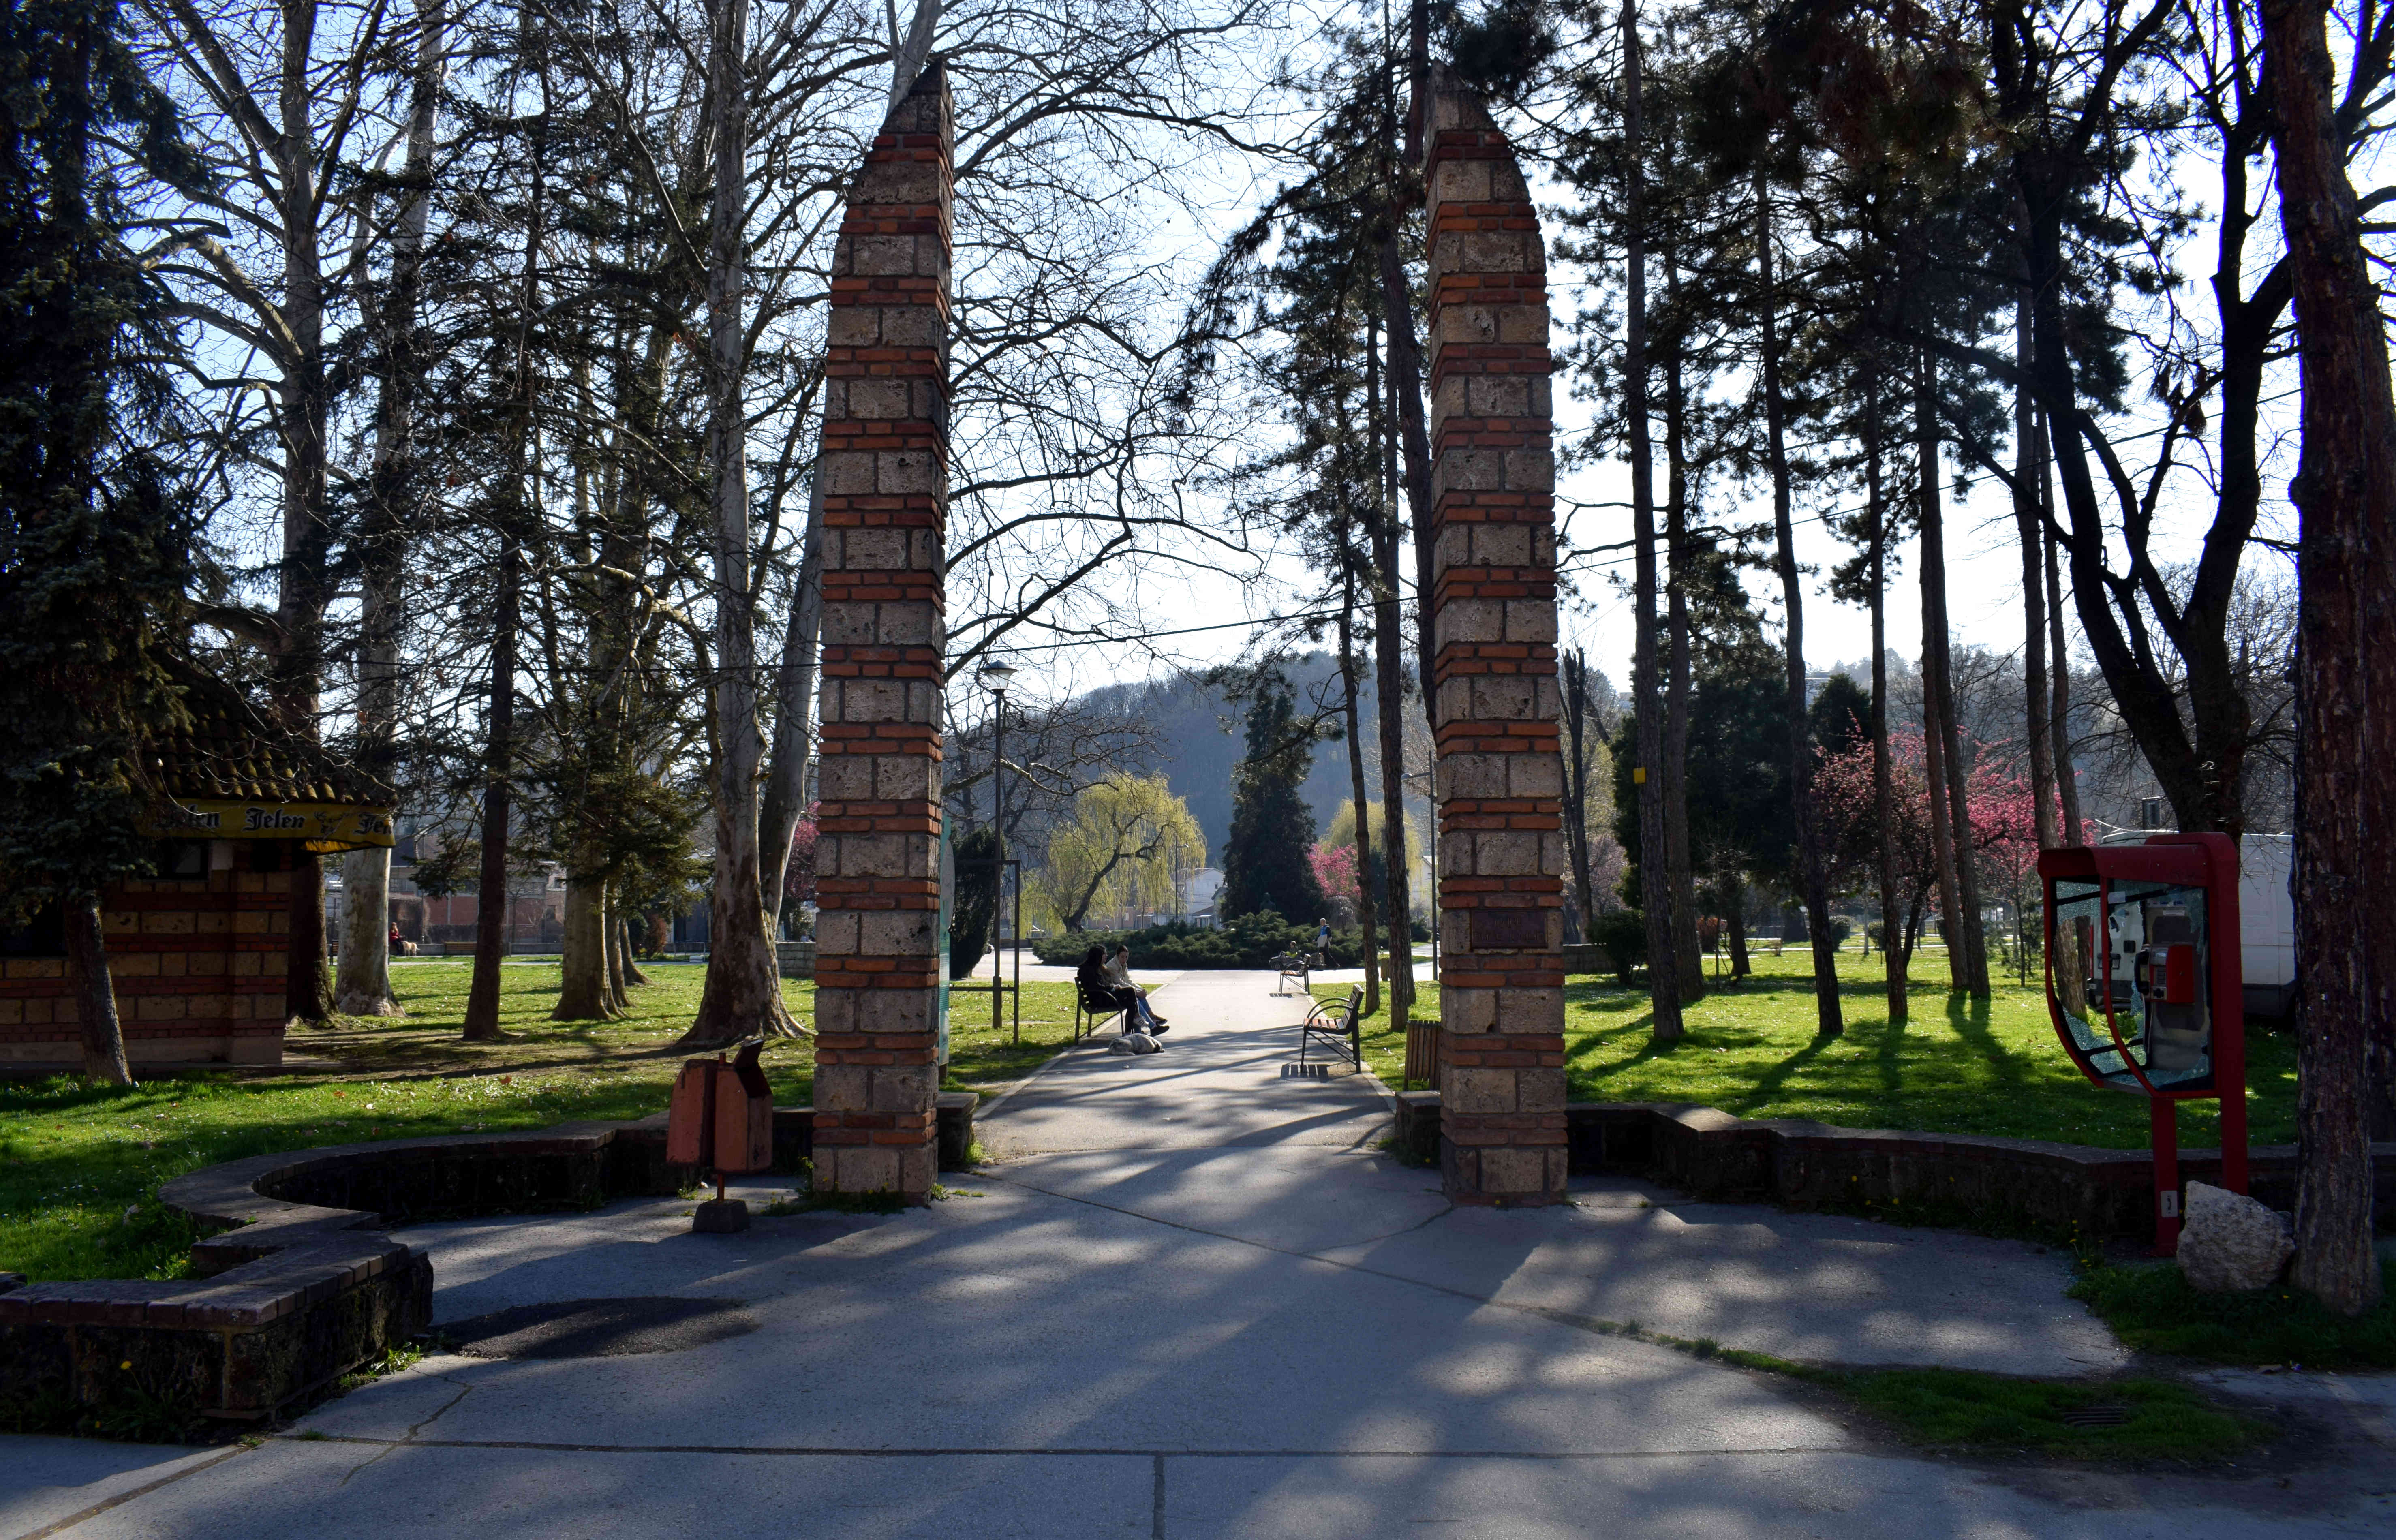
xmin=1074 ymin=979 xmax=1126 ymax=1042
xmin=1299 ymin=986 xmax=1363 ymax=1072
xmin=1271 ymin=952 xmax=1314 ymax=997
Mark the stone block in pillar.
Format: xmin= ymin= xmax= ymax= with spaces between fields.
xmin=1423 ymin=65 xmax=1567 ymax=1206
xmin=810 ymin=60 xmax=952 ymax=1204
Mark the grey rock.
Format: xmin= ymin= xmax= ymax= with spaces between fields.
xmin=2178 ymin=1180 xmax=2293 ymax=1292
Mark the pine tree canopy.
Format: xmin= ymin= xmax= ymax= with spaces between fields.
xmin=1219 ymin=680 xmax=1329 ymax=924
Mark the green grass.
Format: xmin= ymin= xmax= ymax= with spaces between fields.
xmin=1825 ymin=1365 xmax=2263 ymax=1459
xmin=0 ymin=960 xmax=1088 ymax=1283
xmin=1326 ymin=947 xmax=2298 ymax=1149
xmin=2069 ymin=1254 xmax=2396 ymax=1368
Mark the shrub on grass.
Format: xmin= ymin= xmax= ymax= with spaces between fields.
xmin=1030 ymin=913 xmax=1365 ymax=969
xmin=1585 ymin=909 xmax=1647 ymax=985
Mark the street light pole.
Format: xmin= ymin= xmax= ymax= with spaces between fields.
xmin=978 ymin=663 xmax=1016 ymax=1040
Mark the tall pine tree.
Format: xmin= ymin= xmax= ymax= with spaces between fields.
xmin=1219 ymin=680 xmax=1330 ymax=924
xmin=0 ymin=0 xmax=203 ymax=1083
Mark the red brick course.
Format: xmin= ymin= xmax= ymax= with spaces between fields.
xmin=809 ymin=62 xmax=953 ymax=1201
xmin=1422 ymin=67 xmax=1569 ymax=1204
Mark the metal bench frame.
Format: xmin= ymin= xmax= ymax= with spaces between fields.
xmin=1300 ymin=986 xmax=1363 ymax=1071
xmin=1073 ymin=980 xmax=1127 ymax=1042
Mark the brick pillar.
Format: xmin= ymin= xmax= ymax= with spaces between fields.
xmin=809 ymin=62 xmax=952 ymax=1202
xmin=1423 ymin=68 xmax=1568 ymax=1206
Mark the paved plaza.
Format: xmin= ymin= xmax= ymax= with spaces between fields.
xmin=4 ymin=971 xmax=2392 ymax=1538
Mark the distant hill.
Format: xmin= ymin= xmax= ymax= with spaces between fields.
xmin=1076 ymin=652 xmax=1429 ymax=863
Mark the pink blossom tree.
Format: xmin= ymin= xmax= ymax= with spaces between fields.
xmin=1309 ymin=843 xmax=1362 ymax=916
xmin=1815 ymin=730 xmax=2074 ymax=980
xmin=783 ymin=806 xmax=819 ymax=916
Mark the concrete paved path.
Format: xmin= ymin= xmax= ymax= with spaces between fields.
xmin=6 ymin=969 xmax=2391 ymax=1537
xmin=976 ymin=969 xmax=1390 ymax=1157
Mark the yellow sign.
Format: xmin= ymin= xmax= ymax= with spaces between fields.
xmin=144 ymin=800 xmax=394 ymax=851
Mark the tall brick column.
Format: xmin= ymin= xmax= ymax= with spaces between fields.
xmin=1423 ymin=68 xmax=1568 ymax=1206
xmin=810 ymin=62 xmax=952 ymax=1202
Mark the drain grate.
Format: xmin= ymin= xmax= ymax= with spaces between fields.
xmin=1283 ymin=1062 xmax=1330 ymax=1079
xmin=2059 ymin=1404 xmax=2134 ymax=1428
xmin=438 ymin=1297 xmax=760 ymax=1359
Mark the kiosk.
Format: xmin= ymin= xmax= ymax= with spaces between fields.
xmin=2038 ymin=832 xmax=2248 ymax=1253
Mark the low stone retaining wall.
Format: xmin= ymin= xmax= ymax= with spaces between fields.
xmin=1391 ymin=1093 xmax=2396 ymax=1236
xmin=1558 ymin=942 xmax=1615 ymax=977
xmin=777 ymin=940 xmax=817 ymax=980
xmin=0 ymin=1093 xmax=980 ymax=1425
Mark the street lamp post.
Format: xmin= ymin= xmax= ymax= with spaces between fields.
xmin=977 ymin=663 xmax=1016 ymax=1040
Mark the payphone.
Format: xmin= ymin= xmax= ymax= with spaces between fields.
xmin=2037 ymin=832 xmax=2249 ymax=1254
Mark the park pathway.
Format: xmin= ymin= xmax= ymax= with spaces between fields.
xmin=11 ymin=973 xmax=2395 ymax=1538
xmin=975 ymin=969 xmax=1390 ymax=1158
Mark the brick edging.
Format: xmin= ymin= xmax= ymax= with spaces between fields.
xmin=0 ymin=1095 xmax=974 ymax=1424
xmin=1389 ymin=1093 xmax=2396 ymax=1236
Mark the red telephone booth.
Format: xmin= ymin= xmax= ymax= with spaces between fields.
xmin=2038 ymin=832 xmax=2248 ymax=1253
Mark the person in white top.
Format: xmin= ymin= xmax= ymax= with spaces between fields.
xmin=1107 ymin=944 xmax=1168 ymax=1030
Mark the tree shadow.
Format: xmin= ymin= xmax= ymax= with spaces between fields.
xmin=1943 ymin=990 xmax=2030 ymax=1089
xmin=1719 ymin=1031 xmax=1834 ymax=1117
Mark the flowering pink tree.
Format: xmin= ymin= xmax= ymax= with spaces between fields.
xmin=783 ymin=805 xmax=819 ymax=914
xmin=1814 ymin=729 xmax=2068 ymax=975
xmin=1309 ymin=843 xmax=1362 ymax=914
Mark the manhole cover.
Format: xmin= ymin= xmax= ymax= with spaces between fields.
xmin=439 ymin=1297 xmax=759 ymax=1359
xmin=2059 ymin=1404 xmax=2133 ymax=1428
xmin=1283 ymin=1063 xmax=1330 ymax=1079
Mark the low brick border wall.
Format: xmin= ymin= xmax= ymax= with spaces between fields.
xmin=0 ymin=1093 xmax=979 ymax=1424
xmin=1391 ymin=1093 xmax=2396 ymax=1237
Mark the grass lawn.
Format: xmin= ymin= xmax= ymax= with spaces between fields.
xmin=0 ymin=959 xmax=1086 ymax=1284
xmin=1321 ymin=944 xmax=2298 ymax=1149
xmin=2070 ymin=1253 xmax=2396 ymax=1369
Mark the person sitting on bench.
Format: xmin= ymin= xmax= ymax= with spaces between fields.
xmin=1078 ymin=945 xmax=1167 ymax=1036
xmin=1106 ymin=943 xmax=1168 ymax=1031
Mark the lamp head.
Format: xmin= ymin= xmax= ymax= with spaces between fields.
xmin=977 ymin=661 xmax=1018 ymax=696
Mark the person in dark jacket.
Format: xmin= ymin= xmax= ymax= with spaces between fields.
xmin=1078 ymin=944 xmax=1165 ymax=1036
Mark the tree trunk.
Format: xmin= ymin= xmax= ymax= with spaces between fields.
xmin=1756 ymin=166 xmax=1841 ymax=1037
xmin=336 ymin=849 xmax=398 ymax=1016
xmin=270 ymin=0 xmax=337 ymax=1029
xmin=64 ymin=894 xmax=132 ymax=1086
xmin=1916 ymin=352 xmax=1968 ymax=993
xmin=1562 ymin=652 xmax=1598 ymax=945
xmin=2014 ymin=297 xmax=2060 ymax=851
xmin=336 ymin=0 xmax=443 ymax=1021
xmin=1661 ymin=313 xmax=1705 ymax=1003
xmin=1397 ymin=0 xmax=1438 ymax=725
xmin=1724 ymin=871 xmax=1749 ymax=979
xmin=604 ymin=888 xmax=631 ymax=1009
xmin=463 ymin=105 xmax=544 ymax=1044
xmin=554 ymin=879 xmax=620 ymax=1020
xmin=2264 ymin=0 xmax=2391 ymax=1316
xmin=1868 ymin=372 xmax=1906 ymax=1023
xmin=683 ymin=0 xmax=798 ymax=1048
xmin=620 ymin=910 xmax=650 ymax=986
xmin=1622 ymin=0 xmax=1681 ymax=1043
xmin=1339 ymin=582 xmax=1381 ymax=1017
xmin=461 ymin=537 xmax=518 ymax=1043
xmin=2045 ymin=520 xmax=2084 ymax=843
xmin=760 ymin=471 xmax=826 ymax=920
xmin=1369 ymin=312 xmax=1416 ymax=1017
xmin=1379 ymin=213 xmax=1437 ymax=735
